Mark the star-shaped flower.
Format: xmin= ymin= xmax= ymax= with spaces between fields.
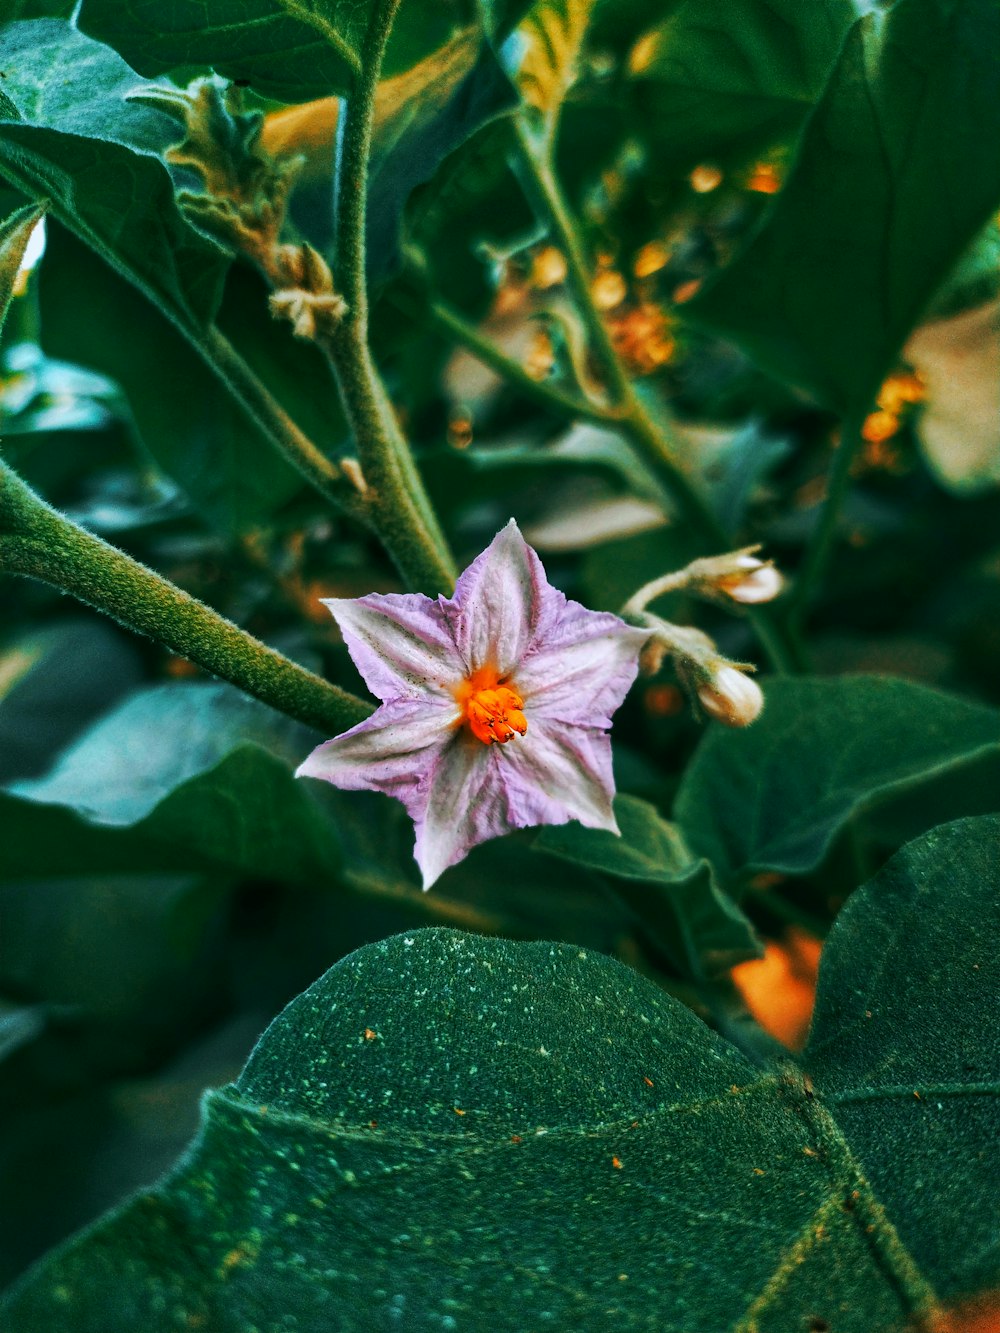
xmin=297 ymin=520 xmax=648 ymax=888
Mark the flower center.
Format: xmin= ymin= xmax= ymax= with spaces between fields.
xmin=454 ymin=667 xmax=527 ymax=746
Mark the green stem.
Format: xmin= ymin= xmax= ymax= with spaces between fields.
xmin=423 ymin=291 xmax=619 ymax=426
xmin=0 ymin=461 xmax=372 ymax=735
xmin=510 ymin=116 xmax=801 ymax=674
xmin=789 ymin=404 xmax=871 ymax=621
xmin=202 ymin=326 xmax=367 ymax=521
xmin=511 ymin=118 xmax=632 ymax=406
xmin=320 ymin=0 xmax=456 ymax=596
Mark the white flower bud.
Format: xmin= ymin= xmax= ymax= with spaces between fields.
xmin=697 ymin=665 xmax=764 ymax=727
xmin=718 ymin=556 xmax=784 ymax=605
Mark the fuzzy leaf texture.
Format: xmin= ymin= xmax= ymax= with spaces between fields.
xmin=0 ymin=19 xmax=228 ymax=330
xmin=3 ymin=815 xmax=998 ymax=1331
xmin=76 ymin=0 xmax=525 ymax=102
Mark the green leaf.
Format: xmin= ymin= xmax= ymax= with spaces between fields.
xmin=37 ymin=224 xmax=304 ymax=532
xmin=674 ymin=675 xmax=1000 ymax=888
xmin=537 ymin=793 xmax=761 ymax=976
xmin=0 ymin=873 xmax=213 ymax=1030
xmin=630 ymin=0 xmax=854 ymax=173
xmin=0 ymin=201 xmax=44 ymax=340
xmin=0 ymin=19 xmax=228 ymax=331
xmin=511 ymin=0 xmax=598 ymax=145
xmin=78 ymin=0 xmax=366 ymax=102
xmin=804 ymin=816 xmax=1000 ymax=1303
xmin=0 ymin=619 xmax=142 ymax=784
xmin=6 ymin=681 xmax=342 ymax=884
xmin=367 ymin=31 xmax=517 ymax=283
xmin=4 ymin=815 xmax=999 ymax=1329
xmin=77 ymin=0 xmax=480 ymax=103
xmin=0 ymin=791 xmax=210 ymax=880
xmin=688 ymin=0 xmax=1000 ymax=411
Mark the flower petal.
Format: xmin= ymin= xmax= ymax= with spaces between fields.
xmin=324 ymin=593 xmax=463 ymax=703
xmin=412 ymin=735 xmax=498 ymax=889
xmin=500 ymin=718 xmax=620 ymax=833
xmin=296 ymin=697 xmax=458 ymax=814
xmin=516 ymin=600 xmax=647 ymax=726
xmin=443 ymin=520 xmax=559 ymax=675
xmin=412 ymin=718 xmax=619 ymax=889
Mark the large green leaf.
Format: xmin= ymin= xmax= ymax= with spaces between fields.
xmin=0 ymin=19 xmax=228 ymax=331
xmin=77 ymin=0 xmax=479 ymax=102
xmin=0 ymin=619 xmax=142 ymax=784
xmin=805 ymin=817 xmax=1000 ymax=1303
xmin=674 ymin=675 xmax=1000 ymax=888
xmin=6 ymin=682 xmax=341 ymax=884
xmin=37 ymin=224 xmax=303 ymax=533
xmin=630 ymin=0 xmax=853 ymax=173
xmin=367 ymin=31 xmax=517 ymax=283
xmin=4 ymin=816 xmax=998 ymax=1329
xmin=536 ymin=793 xmax=761 ymax=977
xmin=689 ymin=0 xmax=1000 ymax=411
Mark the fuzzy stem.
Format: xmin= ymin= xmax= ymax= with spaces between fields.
xmin=0 ymin=461 xmax=372 ymax=735
xmin=319 ymin=0 xmax=456 ymax=595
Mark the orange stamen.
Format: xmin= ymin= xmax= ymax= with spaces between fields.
xmin=454 ymin=666 xmax=528 ymax=746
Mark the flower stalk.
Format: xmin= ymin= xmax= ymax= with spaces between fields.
xmin=629 ymin=609 xmax=763 ymax=728
xmin=0 ymin=460 xmax=372 ymax=735
xmin=623 ymin=546 xmax=783 ymax=616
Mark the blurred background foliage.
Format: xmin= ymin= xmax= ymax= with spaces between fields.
xmin=1 ymin=0 xmax=999 ymax=1290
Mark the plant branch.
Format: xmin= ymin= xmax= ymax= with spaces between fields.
xmin=201 ymin=325 xmax=367 ymax=521
xmin=508 ymin=115 xmax=801 ymax=673
xmin=318 ymin=0 xmax=457 ymax=596
xmin=789 ymin=404 xmax=871 ymax=620
xmin=423 ymin=289 xmax=620 ymax=426
xmin=0 ymin=461 xmax=372 ymax=735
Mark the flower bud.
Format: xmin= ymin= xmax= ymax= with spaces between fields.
xmin=697 ymin=665 xmax=764 ymax=727
xmin=717 ymin=556 xmax=783 ymax=605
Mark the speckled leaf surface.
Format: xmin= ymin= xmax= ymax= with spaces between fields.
xmin=4 ymin=815 xmax=998 ymax=1331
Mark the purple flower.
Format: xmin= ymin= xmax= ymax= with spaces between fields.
xmin=297 ymin=521 xmax=647 ymax=889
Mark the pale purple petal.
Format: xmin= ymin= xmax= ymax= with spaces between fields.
xmin=323 ymin=593 xmax=464 ymax=702
xmin=412 ymin=717 xmax=619 ymax=889
xmin=442 ymin=520 xmax=561 ymax=675
xmin=412 ymin=736 xmax=499 ymax=889
xmin=498 ymin=718 xmax=620 ymax=833
xmin=301 ymin=519 xmax=645 ymax=889
xmin=516 ymin=601 xmax=647 ymax=726
xmin=296 ymin=697 xmax=458 ymax=814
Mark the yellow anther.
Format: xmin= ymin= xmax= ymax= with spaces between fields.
xmin=455 ymin=668 xmax=528 ymax=745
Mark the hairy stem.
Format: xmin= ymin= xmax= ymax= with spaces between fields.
xmin=0 ymin=462 xmax=372 ymax=735
xmin=320 ymin=0 xmax=456 ymax=595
